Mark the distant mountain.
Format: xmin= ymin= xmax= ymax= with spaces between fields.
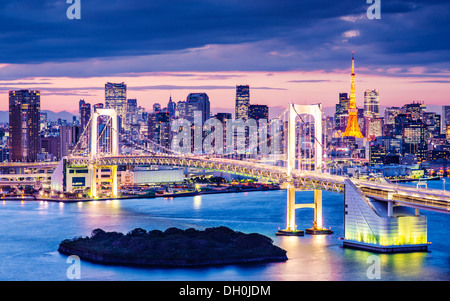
xmin=0 ymin=110 xmax=76 ymax=123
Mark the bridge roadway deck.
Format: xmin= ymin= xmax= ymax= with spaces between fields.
xmin=65 ymin=154 xmax=450 ymax=213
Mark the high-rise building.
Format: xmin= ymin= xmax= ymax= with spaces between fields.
xmin=442 ymin=105 xmax=450 ymax=134
xmin=335 ymin=93 xmax=349 ymax=131
xmin=422 ymin=112 xmax=441 ymax=138
xmin=60 ymin=125 xmax=81 ymax=157
xmin=403 ymin=101 xmax=426 ymax=121
xmin=366 ymin=117 xmax=384 ymax=140
xmin=177 ymin=101 xmax=186 ymax=119
xmin=364 ymin=89 xmax=380 ymax=118
xmin=40 ymin=112 xmax=48 ymax=132
xmin=235 ymin=85 xmax=250 ymax=120
xmin=9 ymin=89 xmax=40 ymax=162
xmin=248 ymin=104 xmax=269 ymax=121
xmin=105 ymin=82 xmax=127 ymax=131
xmin=384 ymin=106 xmax=402 ymax=125
xmin=153 ymin=103 xmax=161 ymax=114
xmin=126 ymin=98 xmax=138 ymax=127
xmin=343 ymin=52 xmax=364 ymax=138
xmin=93 ymin=103 xmax=104 ymax=112
xmin=79 ymin=102 xmax=91 ymax=132
xmin=167 ymin=96 xmax=176 ymax=118
xmin=186 ymin=93 xmax=210 ymax=123
xmin=402 ymin=122 xmax=427 ymax=162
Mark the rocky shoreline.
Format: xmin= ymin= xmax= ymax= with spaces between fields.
xmin=58 ymin=227 xmax=288 ymax=267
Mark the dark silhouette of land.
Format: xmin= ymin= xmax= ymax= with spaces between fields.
xmin=58 ymin=226 xmax=287 ymax=267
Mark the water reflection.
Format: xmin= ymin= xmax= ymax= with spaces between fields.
xmin=193 ymin=195 xmax=202 ymax=210
xmin=0 ymin=189 xmax=448 ymax=280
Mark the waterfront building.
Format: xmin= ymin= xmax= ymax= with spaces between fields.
xmin=9 ymin=89 xmax=40 ymax=162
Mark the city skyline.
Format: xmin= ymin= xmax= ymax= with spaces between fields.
xmin=0 ymin=1 xmax=449 ymax=112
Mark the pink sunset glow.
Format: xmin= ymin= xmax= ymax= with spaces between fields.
xmin=1 ymin=70 xmax=449 ymax=115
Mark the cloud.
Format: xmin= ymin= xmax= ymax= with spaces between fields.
xmin=0 ymin=0 xmax=448 ymax=79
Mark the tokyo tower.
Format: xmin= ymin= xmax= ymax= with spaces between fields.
xmin=343 ymin=51 xmax=364 ymax=138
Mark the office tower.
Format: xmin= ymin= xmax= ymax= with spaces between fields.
xmin=422 ymin=112 xmax=441 ymax=138
xmin=364 ymin=89 xmax=380 ymax=118
xmin=126 ymin=98 xmax=138 ymax=127
xmin=177 ymin=101 xmax=186 ymax=119
xmin=40 ymin=112 xmax=48 ymax=132
xmin=9 ymin=90 xmax=40 ymax=162
xmin=93 ymin=103 xmax=104 ymax=112
xmin=249 ymin=104 xmax=269 ymax=121
xmin=79 ymin=102 xmax=91 ymax=132
xmin=40 ymin=137 xmax=60 ymax=160
xmin=148 ymin=112 xmax=171 ymax=151
xmin=366 ymin=117 xmax=384 ymax=140
xmin=167 ymin=96 xmax=176 ymax=118
xmin=60 ymin=125 xmax=81 ymax=157
xmin=384 ymin=106 xmax=401 ymax=125
xmin=186 ymin=93 xmax=210 ymax=123
xmin=79 ymin=99 xmax=85 ymax=114
xmin=343 ymin=52 xmax=364 ymax=138
xmin=442 ymin=106 xmax=450 ymax=134
xmin=402 ymin=122 xmax=427 ymax=162
xmin=403 ymin=101 xmax=426 ymax=121
xmin=335 ymin=93 xmax=349 ymax=131
xmin=105 ymin=82 xmax=127 ymax=131
xmin=235 ymin=85 xmax=250 ymax=120
xmin=153 ymin=103 xmax=161 ymax=114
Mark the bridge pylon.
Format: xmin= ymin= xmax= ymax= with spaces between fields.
xmin=277 ymin=103 xmax=332 ymax=236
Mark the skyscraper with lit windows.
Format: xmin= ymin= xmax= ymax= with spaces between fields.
xmin=9 ymin=89 xmax=40 ymax=162
xmin=235 ymin=85 xmax=250 ymax=120
xmin=105 ymin=82 xmax=127 ymax=131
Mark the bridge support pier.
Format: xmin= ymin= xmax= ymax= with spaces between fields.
xmin=305 ymin=189 xmax=333 ymax=235
xmin=276 ymin=183 xmax=304 ymax=236
xmin=111 ymin=165 xmax=118 ymax=198
xmin=276 ymin=187 xmax=332 ymax=236
xmin=89 ymin=164 xmax=97 ymax=199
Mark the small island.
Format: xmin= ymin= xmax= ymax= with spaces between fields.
xmin=58 ymin=226 xmax=288 ymax=267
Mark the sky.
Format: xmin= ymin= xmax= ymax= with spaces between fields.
xmin=0 ymin=0 xmax=449 ymax=115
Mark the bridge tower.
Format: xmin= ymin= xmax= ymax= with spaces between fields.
xmin=277 ymin=104 xmax=332 ymax=236
xmin=89 ymin=109 xmax=119 ymax=198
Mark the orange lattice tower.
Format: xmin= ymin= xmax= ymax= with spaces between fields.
xmin=343 ymin=51 xmax=364 ymax=138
